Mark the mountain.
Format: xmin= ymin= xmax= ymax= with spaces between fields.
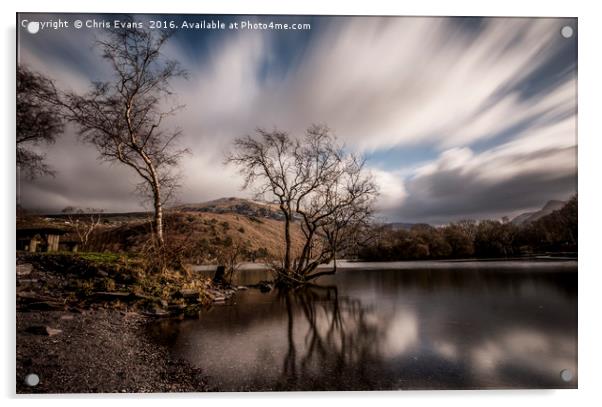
xmin=173 ymin=197 xmax=285 ymax=221
xmin=511 ymin=200 xmax=566 ymax=225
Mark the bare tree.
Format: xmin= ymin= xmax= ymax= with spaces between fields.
xmin=62 ymin=207 xmax=103 ymax=251
xmin=17 ymin=66 xmax=63 ymax=178
xmin=293 ymin=138 xmax=378 ymax=279
xmin=227 ymin=125 xmax=377 ymax=284
xmin=227 ymin=129 xmax=301 ymax=275
xmin=216 ymin=239 xmax=249 ymax=284
xmin=318 ymin=163 xmax=376 ymax=274
xmin=60 ymin=25 xmax=188 ymax=246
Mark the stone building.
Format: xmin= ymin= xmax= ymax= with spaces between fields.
xmin=16 ymin=227 xmax=77 ymax=252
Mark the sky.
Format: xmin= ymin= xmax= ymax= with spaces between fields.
xmin=17 ymin=14 xmax=577 ymax=224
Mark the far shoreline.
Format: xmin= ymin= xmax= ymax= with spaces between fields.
xmin=190 ymin=256 xmax=578 ymax=273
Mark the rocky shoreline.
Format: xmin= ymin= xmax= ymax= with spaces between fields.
xmin=17 ymin=308 xmax=209 ymax=393
xmin=16 ymin=253 xmax=245 ymax=393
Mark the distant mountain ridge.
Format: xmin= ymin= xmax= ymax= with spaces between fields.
xmin=511 ymin=200 xmax=566 ymax=225
xmin=172 ymin=197 xmax=286 ymax=221
xmin=172 ymin=196 xmax=570 ymax=228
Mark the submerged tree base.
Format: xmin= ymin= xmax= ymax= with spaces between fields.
xmin=273 ymin=267 xmax=338 ymax=288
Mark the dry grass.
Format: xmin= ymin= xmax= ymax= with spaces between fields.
xmin=83 ymin=209 xmax=305 ymax=264
xmin=18 ymin=198 xmax=307 ymax=265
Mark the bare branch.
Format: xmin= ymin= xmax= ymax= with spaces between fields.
xmin=59 ymin=26 xmax=188 ymax=247
xmin=226 ymin=124 xmax=378 ymax=282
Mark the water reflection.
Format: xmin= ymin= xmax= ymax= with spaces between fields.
xmin=278 ymin=285 xmax=386 ymax=390
xmin=149 ymin=261 xmax=577 ymax=390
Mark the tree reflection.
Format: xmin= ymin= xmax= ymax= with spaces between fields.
xmin=278 ymin=284 xmax=384 ymax=390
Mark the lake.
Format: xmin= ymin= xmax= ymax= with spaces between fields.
xmin=148 ymin=260 xmax=578 ymax=391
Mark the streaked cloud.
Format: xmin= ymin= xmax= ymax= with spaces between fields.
xmin=17 ymin=14 xmax=577 ymax=222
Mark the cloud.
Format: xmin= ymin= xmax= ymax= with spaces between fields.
xmin=17 ymin=15 xmax=577 ymax=221
xmin=370 ymin=169 xmax=407 ymax=213
xmin=18 ymin=125 xmax=142 ymax=212
xmin=270 ymin=17 xmax=575 ymax=152
xmin=389 ymin=117 xmax=577 ymax=223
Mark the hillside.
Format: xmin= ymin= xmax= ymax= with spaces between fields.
xmin=86 ymin=198 xmax=305 ymax=264
xmin=18 ymin=197 xmax=306 ymax=265
xmin=173 ymin=197 xmax=285 ymax=221
xmin=511 ymin=200 xmax=566 ymax=225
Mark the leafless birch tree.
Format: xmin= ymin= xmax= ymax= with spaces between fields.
xmin=60 ymin=26 xmax=188 ymax=246
xmin=62 ymin=207 xmax=103 ymax=251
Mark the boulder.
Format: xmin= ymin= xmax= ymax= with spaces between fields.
xmin=16 ymin=264 xmax=33 ymax=276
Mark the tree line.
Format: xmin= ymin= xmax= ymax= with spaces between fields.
xmin=357 ymin=195 xmax=577 ymax=261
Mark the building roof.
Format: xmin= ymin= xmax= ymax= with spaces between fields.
xmin=16 ymin=227 xmax=69 ymax=237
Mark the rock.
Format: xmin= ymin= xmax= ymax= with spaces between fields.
xmin=46 ymin=327 xmax=63 ymax=336
xmin=179 ymin=289 xmax=199 ymax=299
xmin=204 ymin=289 xmax=219 ymax=300
xmin=248 ymin=280 xmax=273 ymax=293
xmin=141 ymin=308 xmax=170 ymax=318
xmin=26 ymin=325 xmax=63 ymax=336
xmin=17 ymin=279 xmax=38 ymax=284
xmin=16 ymin=264 xmax=33 ymax=276
xmin=258 ymin=281 xmax=272 ymax=293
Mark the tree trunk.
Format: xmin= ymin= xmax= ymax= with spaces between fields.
xmin=331 ymin=232 xmax=338 ymax=273
xmin=154 ymin=198 xmax=164 ymax=246
xmin=149 ymin=172 xmax=164 ymax=246
xmin=296 ymin=226 xmax=315 ymax=276
xmin=283 ymin=212 xmax=291 ymax=275
xmin=333 ymin=249 xmax=337 ymax=273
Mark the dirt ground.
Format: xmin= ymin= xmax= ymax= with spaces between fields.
xmin=16 ymin=308 xmax=209 ymax=393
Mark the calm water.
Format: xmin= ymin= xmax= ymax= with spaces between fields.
xmin=148 ymin=260 xmax=577 ymax=391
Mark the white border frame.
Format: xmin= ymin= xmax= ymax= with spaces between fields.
xmin=3 ymin=1 xmax=600 ymax=406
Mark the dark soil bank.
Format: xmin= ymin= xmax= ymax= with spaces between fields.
xmin=16 ymin=308 xmax=209 ymax=393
